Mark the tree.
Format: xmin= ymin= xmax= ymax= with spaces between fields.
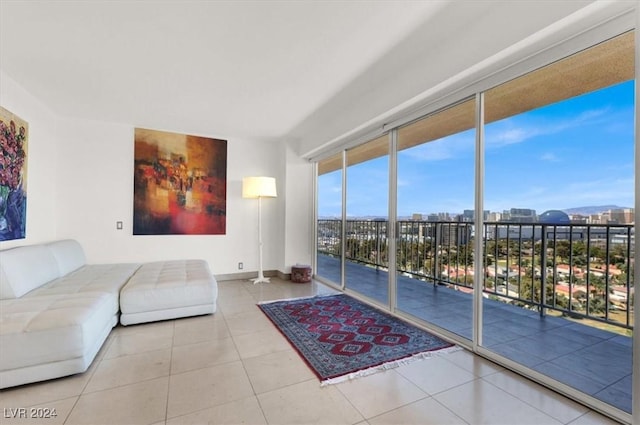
xmin=556 ymin=240 xmax=571 ymax=261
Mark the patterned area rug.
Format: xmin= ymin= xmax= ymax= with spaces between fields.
xmin=258 ymin=294 xmax=457 ymax=384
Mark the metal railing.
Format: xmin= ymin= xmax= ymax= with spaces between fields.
xmin=317 ymin=219 xmax=635 ymax=329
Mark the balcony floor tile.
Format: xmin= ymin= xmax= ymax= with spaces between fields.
xmin=316 ymin=254 xmax=633 ymax=415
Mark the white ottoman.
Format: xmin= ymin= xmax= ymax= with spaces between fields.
xmin=119 ymin=260 xmax=217 ymax=326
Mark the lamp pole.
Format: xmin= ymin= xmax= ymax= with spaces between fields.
xmin=254 ymin=195 xmax=269 ymax=284
xmin=242 ymin=176 xmax=276 ymax=284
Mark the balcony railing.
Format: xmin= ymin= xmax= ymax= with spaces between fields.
xmin=318 ymin=219 xmax=635 ymax=330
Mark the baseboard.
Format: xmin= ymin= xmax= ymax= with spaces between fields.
xmin=215 ymin=270 xmax=289 ymax=282
xmin=277 ymin=270 xmax=291 ymax=281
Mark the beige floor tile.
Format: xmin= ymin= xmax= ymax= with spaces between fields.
xmin=218 ymin=299 xmax=260 ymax=316
xmin=0 ymin=396 xmax=77 ymax=425
xmin=224 ymin=309 xmax=275 ymax=336
xmin=103 ymin=328 xmax=174 ymax=359
xmin=368 ymin=397 xmax=468 ymax=425
xmin=166 ymin=361 xmax=254 ymax=419
xmin=166 ymin=396 xmax=267 ymax=425
xmin=173 ymin=314 xmax=230 ymax=346
xmin=220 ymin=291 xmax=258 ymax=302
xmin=171 ymin=337 xmax=240 ymax=374
xmin=483 ymin=370 xmax=589 ymax=424
xmin=232 ymin=327 xmax=292 ymax=359
xmin=247 ymin=286 xmax=313 ymax=304
xmin=65 ymin=377 xmax=168 ymax=425
xmin=568 ymin=411 xmax=624 ymax=425
xmin=335 ymin=369 xmax=427 ymax=419
xmin=434 ymin=379 xmax=562 ymax=425
xmin=217 ymin=287 xmax=257 ymax=302
xmin=84 ymin=349 xmax=171 ymax=393
xmin=0 ymin=371 xmax=91 ymax=408
xmin=258 ymin=379 xmax=364 ymax=425
xmin=112 ymin=320 xmax=175 ymax=338
xmin=396 ymin=356 xmax=475 ymax=395
xmin=443 ymin=348 xmax=504 ymax=377
xmin=243 ymin=349 xmax=316 ymax=394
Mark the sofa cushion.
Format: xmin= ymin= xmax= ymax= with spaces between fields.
xmin=46 ymin=239 xmax=86 ymax=276
xmin=28 ymin=263 xmax=141 ymax=304
xmin=0 ymin=245 xmax=60 ymax=299
xmin=0 ymin=292 xmax=117 ymax=372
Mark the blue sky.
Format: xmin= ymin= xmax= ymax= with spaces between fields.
xmin=318 ymin=80 xmax=635 ymax=218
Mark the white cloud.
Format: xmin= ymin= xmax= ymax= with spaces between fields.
xmin=399 ymin=131 xmax=475 ymax=162
xmin=486 ymin=107 xmax=610 ymax=148
xmin=540 ymin=152 xmax=559 ymax=162
xmin=398 ymin=107 xmax=613 ymax=162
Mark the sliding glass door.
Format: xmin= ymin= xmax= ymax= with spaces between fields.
xmin=317 ymin=153 xmax=343 ymax=285
xmin=345 ymin=136 xmax=390 ymax=305
xmin=395 ymin=99 xmax=476 ymax=341
xmin=481 ymin=32 xmax=635 ymax=415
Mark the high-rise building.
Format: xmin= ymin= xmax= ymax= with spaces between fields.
xmin=609 ymin=208 xmax=634 ymax=224
xmin=488 ymin=212 xmax=502 ymax=222
xmin=509 ymin=208 xmax=536 ymax=223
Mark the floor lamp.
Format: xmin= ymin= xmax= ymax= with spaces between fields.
xmin=242 ymin=176 xmax=277 ymax=284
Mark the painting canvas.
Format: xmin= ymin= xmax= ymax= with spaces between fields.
xmin=0 ymin=106 xmax=28 ymax=241
xmin=133 ymin=128 xmax=227 ymax=235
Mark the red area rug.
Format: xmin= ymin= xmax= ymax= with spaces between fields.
xmin=258 ymin=294 xmax=457 ymax=384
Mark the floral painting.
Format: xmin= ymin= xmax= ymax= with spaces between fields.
xmin=0 ymin=106 xmax=28 ymax=241
xmin=133 ymin=128 xmax=227 ymax=235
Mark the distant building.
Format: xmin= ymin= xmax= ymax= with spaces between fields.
xmin=411 ymin=213 xmax=423 ymax=221
xmin=487 ymin=212 xmax=502 ymax=222
xmin=439 ymin=222 xmax=472 ymax=245
xmin=609 ymin=208 xmax=634 ymax=224
xmin=461 ymin=209 xmax=490 ymax=222
xmin=568 ymin=214 xmax=588 ymax=224
xmin=508 ymin=208 xmax=537 ymax=223
xmin=588 ymin=212 xmax=613 ymax=224
xmin=539 ymin=210 xmax=570 ymax=224
xmin=426 ymin=212 xmax=451 ymax=221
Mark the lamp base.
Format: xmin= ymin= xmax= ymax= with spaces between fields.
xmin=252 ymin=276 xmax=270 ymax=284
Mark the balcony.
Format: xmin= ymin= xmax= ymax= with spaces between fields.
xmin=317 ymin=219 xmax=634 ymax=414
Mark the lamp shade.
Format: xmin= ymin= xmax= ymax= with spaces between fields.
xmin=242 ymin=176 xmax=277 ymax=198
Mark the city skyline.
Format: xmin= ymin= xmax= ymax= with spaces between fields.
xmin=318 ymin=80 xmax=635 ymax=218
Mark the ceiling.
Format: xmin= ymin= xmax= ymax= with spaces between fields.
xmin=0 ymin=1 xmax=598 ymax=153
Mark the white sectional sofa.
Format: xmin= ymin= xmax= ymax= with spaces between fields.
xmin=0 ymin=239 xmax=217 ymax=389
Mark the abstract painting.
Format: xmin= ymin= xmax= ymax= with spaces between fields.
xmin=0 ymin=106 xmax=28 ymax=241
xmin=133 ymin=128 xmax=227 ymax=235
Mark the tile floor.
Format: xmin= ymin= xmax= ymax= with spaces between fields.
xmin=0 ymin=278 xmax=624 ymax=425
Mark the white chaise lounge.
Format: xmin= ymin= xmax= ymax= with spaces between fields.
xmin=0 ymin=239 xmax=217 ymax=389
xmin=120 ymin=260 xmax=217 ymax=326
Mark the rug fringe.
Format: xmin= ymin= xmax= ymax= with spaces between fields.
xmin=320 ymin=345 xmax=463 ymax=386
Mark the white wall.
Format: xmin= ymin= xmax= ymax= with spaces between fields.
xmin=280 ymin=142 xmax=313 ymax=273
xmin=0 ymin=72 xmax=288 ymax=276
xmin=53 ymin=116 xmax=285 ymax=275
xmin=0 ymin=71 xmax=60 ymax=249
